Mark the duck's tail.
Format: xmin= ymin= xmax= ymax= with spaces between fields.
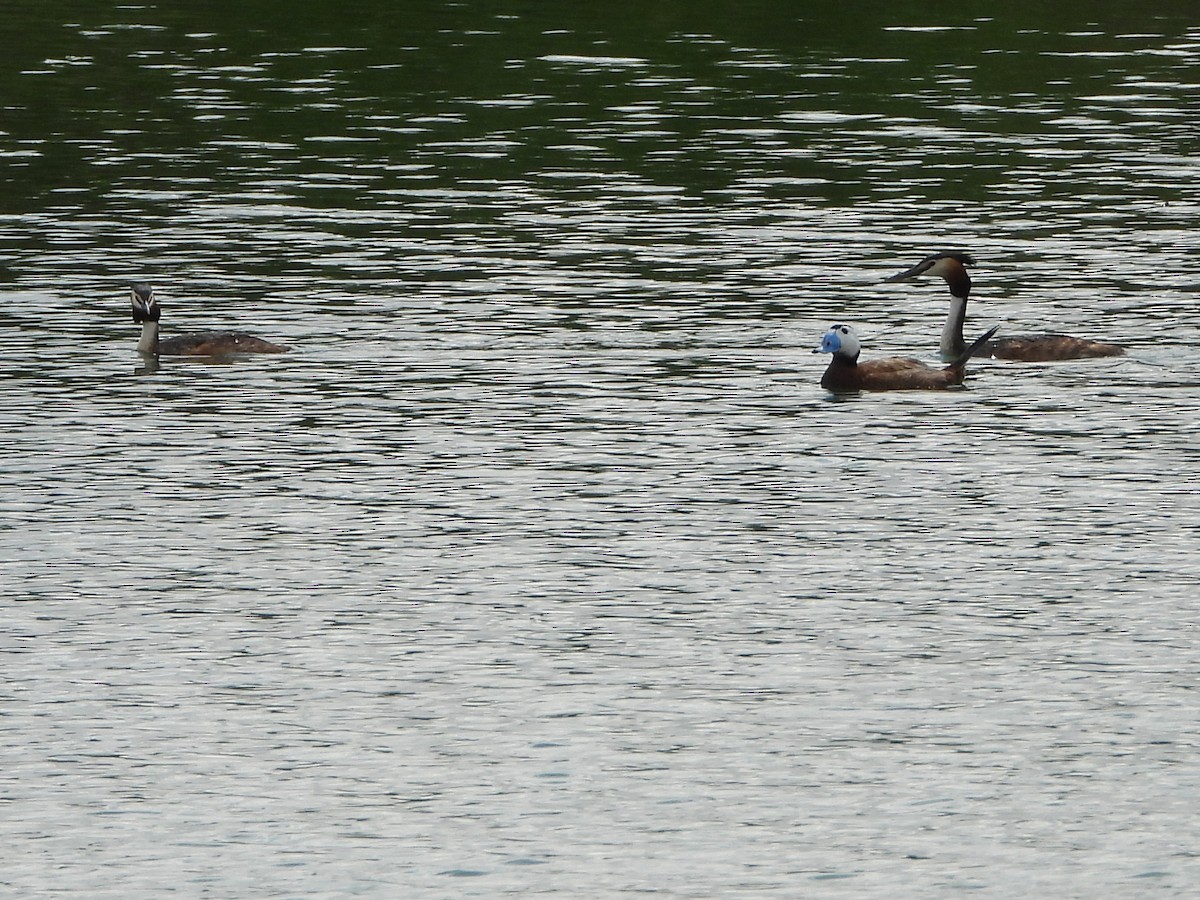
xmin=948 ymin=324 xmax=1000 ymax=370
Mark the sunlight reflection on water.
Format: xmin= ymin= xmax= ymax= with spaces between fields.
xmin=3 ymin=6 xmax=1200 ymax=896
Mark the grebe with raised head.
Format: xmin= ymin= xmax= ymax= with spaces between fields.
xmin=816 ymin=322 xmax=999 ymax=392
xmin=131 ymin=283 xmax=289 ymax=356
xmin=884 ymin=252 xmax=1124 ymax=362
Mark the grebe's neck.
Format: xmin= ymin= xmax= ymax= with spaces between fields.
xmin=941 ymin=295 xmax=968 ymax=358
xmin=137 ymin=320 xmax=160 ymax=355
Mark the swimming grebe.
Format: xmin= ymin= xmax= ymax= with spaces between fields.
xmin=131 ymin=283 xmax=289 ymax=356
xmin=884 ymin=252 xmax=1124 ymax=362
xmin=816 ymin=322 xmax=999 ymax=392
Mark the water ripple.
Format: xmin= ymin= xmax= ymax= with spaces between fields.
xmin=4 ymin=5 xmax=1200 ymax=897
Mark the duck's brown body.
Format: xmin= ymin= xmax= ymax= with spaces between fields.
xmin=820 ymin=355 xmax=969 ymax=392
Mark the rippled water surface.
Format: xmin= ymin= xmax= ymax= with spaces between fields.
xmin=4 ymin=3 xmax=1200 ymax=896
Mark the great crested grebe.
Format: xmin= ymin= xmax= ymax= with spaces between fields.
xmin=884 ymin=252 xmax=1124 ymax=362
xmin=130 ymin=283 xmax=289 ymax=356
xmin=816 ymin=322 xmax=999 ymax=392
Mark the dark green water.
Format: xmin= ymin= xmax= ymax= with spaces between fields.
xmin=3 ymin=4 xmax=1200 ymax=896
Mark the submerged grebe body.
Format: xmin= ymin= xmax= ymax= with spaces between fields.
xmin=885 ymin=252 xmax=1124 ymax=362
xmin=131 ymin=283 xmax=289 ymax=356
xmin=816 ymin=323 xmax=999 ymax=392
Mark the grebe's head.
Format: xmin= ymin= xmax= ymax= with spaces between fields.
xmin=816 ymin=323 xmax=861 ymax=357
xmin=131 ymin=282 xmax=160 ymax=323
xmin=884 ymin=251 xmax=974 ymax=300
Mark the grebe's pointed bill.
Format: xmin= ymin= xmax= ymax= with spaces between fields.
xmin=884 ymin=259 xmax=935 ymax=283
xmin=815 ymin=323 xmax=861 ymax=356
xmin=884 ymin=251 xmax=977 ymax=283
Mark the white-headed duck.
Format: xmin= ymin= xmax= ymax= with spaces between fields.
xmin=130 ymin=283 xmax=289 ymax=357
xmin=884 ymin=252 xmax=1123 ymax=362
xmin=816 ymin=322 xmax=999 ymax=392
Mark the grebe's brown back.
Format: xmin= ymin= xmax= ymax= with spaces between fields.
xmin=884 ymin=252 xmax=1123 ymax=362
xmin=130 ymin=283 xmax=289 ymax=357
xmin=816 ymin=322 xmax=999 ymax=392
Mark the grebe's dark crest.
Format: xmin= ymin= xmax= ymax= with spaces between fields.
xmin=884 ymin=252 xmax=1124 ymax=362
xmin=130 ymin=283 xmax=289 ymax=357
xmin=815 ymin=322 xmax=999 ymax=392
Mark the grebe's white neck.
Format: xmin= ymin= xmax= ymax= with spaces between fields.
xmin=941 ymin=295 xmax=968 ymax=358
xmin=137 ymin=320 xmax=159 ymax=355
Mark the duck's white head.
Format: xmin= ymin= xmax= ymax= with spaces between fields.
xmin=816 ymin=323 xmax=861 ymax=358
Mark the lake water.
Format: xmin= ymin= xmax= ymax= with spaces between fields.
xmin=3 ymin=3 xmax=1200 ymax=896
